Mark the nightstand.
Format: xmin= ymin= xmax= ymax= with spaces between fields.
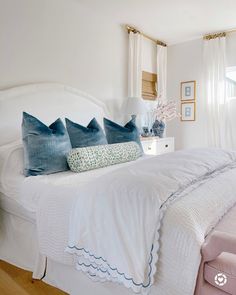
xmin=141 ymin=137 xmax=175 ymax=156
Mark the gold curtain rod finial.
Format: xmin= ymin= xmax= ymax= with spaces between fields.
xmin=156 ymin=40 xmax=167 ymax=47
xmin=126 ymin=25 xmax=140 ymax=34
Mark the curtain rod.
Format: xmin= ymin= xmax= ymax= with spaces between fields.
xmin=126 ymin=25 xmax=167 ymax=47
xmin=227 ymin=28 xmax=236 ymax=34
xmin=204 ymin=28 xmax=236 ymax=40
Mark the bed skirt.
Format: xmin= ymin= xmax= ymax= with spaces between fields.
xmin=0 ymin=208 xmax=45 ymax=279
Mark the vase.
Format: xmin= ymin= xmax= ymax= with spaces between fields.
xmin=152 ymin=120 xmax=165 ymax=138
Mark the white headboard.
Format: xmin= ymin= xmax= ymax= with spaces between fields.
xmin=0 ymin=83 xmax=109 ymax=146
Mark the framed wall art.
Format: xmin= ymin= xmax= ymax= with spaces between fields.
xmin=181 ymin=102 xmax=195 ymax=121
xmin=181 ymin=81 xmax=196 ymax=101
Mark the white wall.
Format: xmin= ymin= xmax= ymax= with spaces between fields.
xmin=167 ymin=34 xmax=236 ymax=150
xmin=0 ymin=0 xmax=128 ymax=119
xmin=3 ymin=0 xmax=236 ymax=142
xmin=0 ymin=0 xmax=160 ymax=122
xmin=166 ymin=39 xmax=207 ymax=150
xmin=0 ymin=0 xmax=160 ymax=128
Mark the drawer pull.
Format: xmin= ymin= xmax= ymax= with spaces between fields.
xmin=165 ymin=144 xmax=169 ymax=148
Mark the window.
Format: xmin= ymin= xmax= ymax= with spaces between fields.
xmin=142 ymin=71 xmax=157 ymax=100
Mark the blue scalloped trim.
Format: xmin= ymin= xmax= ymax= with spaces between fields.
xmin=67 ymin=244 xmax=153 ymax=287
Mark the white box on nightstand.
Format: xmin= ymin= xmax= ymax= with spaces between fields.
xmin=141 ymin=137 xmax=175 ymax=156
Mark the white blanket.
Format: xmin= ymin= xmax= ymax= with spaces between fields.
xmin=37 ymin=148 xmax=236 ymax=294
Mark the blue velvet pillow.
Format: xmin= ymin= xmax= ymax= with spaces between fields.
xmin=22 ymin=112 xmax=72 ymax=177
xmin=103 ymin=117 xmax=142 ymax=150
xmin=65 ymin=118 xmax=107 ymax=148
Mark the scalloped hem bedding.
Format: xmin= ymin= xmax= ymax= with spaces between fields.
xmin=37 ymin=149 xmax=236 ymax=294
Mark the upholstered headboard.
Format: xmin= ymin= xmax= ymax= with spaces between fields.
xmin=0 ymin=83 xmax=108 ymax=146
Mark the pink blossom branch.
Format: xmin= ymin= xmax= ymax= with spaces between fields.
xmin=152 ymin=100 xmax=181 ymax=122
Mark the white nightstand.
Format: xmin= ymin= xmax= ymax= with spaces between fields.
xmin=141 ymin=137 xmax=175 ymax=156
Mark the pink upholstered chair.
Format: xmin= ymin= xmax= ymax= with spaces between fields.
xmin=195 ymin=231 xmax=236 ymax=295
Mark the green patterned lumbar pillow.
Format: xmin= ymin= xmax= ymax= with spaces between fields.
xmin=67 ymin=142 xmax=142 ymax=173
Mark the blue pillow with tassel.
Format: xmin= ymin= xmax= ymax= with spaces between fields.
xmin=103 ymin=117 xmax=142 ymax=151
xmin=22 ymin=112 xmax=72 ymax=176
xmin=65 ymin=118 xmax=107 ymax=148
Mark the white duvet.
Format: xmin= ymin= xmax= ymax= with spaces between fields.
xmin=36 ymin=148 xmax=236 ymax=295
xmin=0 ymin=141 xmax=149 ymax=212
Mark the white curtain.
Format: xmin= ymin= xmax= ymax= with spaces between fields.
xmin=226 ymin=78 xmax=236 ymax=98
xmin=143 ymin=45 xmax=168 ymax=132
xmin=226 ymin=78 xmax=236 ymax=148
xmin=157 ymin=45 xmax=167 ymax=100
xmin=203 ymin=36 xmax=233 ymax=148
xmin=128 ymin=32 xmax=142 ymax=98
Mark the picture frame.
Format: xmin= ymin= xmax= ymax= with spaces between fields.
xmin=181 ymin=81 xmax=196 ymax=101
xmin=181 ymin=102 xmax=195 ymax=121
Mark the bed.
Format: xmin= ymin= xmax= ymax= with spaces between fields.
xmin=1 ymin=83 xmax=236 ymax=295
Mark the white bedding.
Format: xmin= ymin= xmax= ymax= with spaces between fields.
xmin=0 ymin=141 xmax=151 ymax=212
xmin=36 ymin=148 xmax=236 ymax=295
xmin=2 ymin=143 xmax=236 ymax=295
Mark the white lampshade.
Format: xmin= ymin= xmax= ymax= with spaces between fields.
xmin=125 ymin=97 xmax=147 ymax=116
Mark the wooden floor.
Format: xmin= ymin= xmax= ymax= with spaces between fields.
xmin=0 ymin=260 xmax=67 ymax=295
